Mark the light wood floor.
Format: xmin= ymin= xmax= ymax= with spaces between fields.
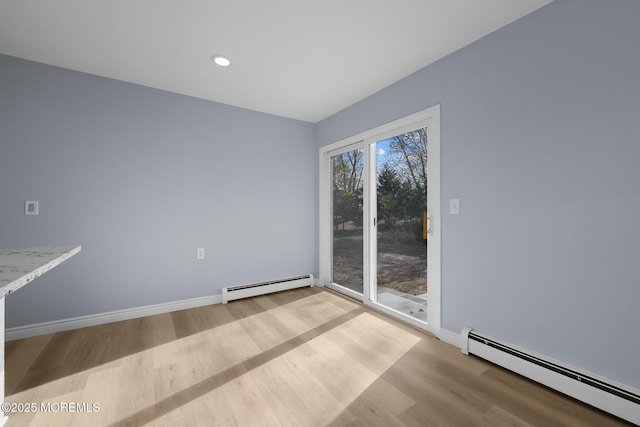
xmin=5 ymin=287 xmax=631 ymax=426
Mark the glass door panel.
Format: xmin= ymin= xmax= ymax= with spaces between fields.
xmin=375 ymin=128 xmax=428 ymax=322
xmin=331 ymin=148 xmax=364 ymax=294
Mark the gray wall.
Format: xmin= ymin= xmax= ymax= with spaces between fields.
xmin=1 ymin=55 xmax=316 ymax=327
xmin=317 ymin=0 xmax=640 ymax=389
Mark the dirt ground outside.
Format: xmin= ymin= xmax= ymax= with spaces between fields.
xmin=333 ymin=225 xmax=427 ymax=296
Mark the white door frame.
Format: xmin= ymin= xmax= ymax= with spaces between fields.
xmin=319 ymin=104 xmax=441 ymax=334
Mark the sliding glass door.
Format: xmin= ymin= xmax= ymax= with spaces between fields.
xmin=331 ymin=148 xmax=364 ymax=295
xmin=374 ymin=129 xmax=428 ymax=323
xmin=320 ymin=105 xmax=440 ymax=332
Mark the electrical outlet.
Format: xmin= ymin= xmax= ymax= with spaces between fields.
xmin=196 ymin=248 xmax=205 ymax=260
xmin=25 ymin=201 xmax=39 ymax=215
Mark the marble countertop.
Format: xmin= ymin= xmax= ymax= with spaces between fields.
xmin=0 ymin=245 xmax=81 ymax=298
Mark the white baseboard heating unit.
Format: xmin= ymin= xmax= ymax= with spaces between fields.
xmin=461 ymin=328 xmax=640 ymax=425
xmin=222 ymin=274 xmax=314 ymax=304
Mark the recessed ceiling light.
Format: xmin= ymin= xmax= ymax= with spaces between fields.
xmin=211 ymin=55 xmax=231 ymax=67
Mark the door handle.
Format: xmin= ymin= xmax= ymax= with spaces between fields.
xmin=423 ymin=211 xmax=433 ymax=240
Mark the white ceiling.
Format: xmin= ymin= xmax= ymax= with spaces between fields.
xmin=0 ymin=0 xmax=552 ymax=123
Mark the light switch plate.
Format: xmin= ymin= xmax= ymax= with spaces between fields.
xmin=196 ymin=248 xmax=205 ymax=260
xmin=25 ymin=201 xmax=39 ymax=215
xmin=449 ymin=198 xmax=460 ymax=215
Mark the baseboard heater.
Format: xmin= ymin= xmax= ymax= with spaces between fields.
xmin=222 ymin=274 xmax=314 ymax=304
xmin=461 ymin=328 xmax=640 ymax=425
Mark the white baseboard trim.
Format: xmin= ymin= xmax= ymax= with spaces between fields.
xmin=5 ymin=294 xmax=222 ymax=341
xmin=437 ymin=328 xmax=462 ymax=348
